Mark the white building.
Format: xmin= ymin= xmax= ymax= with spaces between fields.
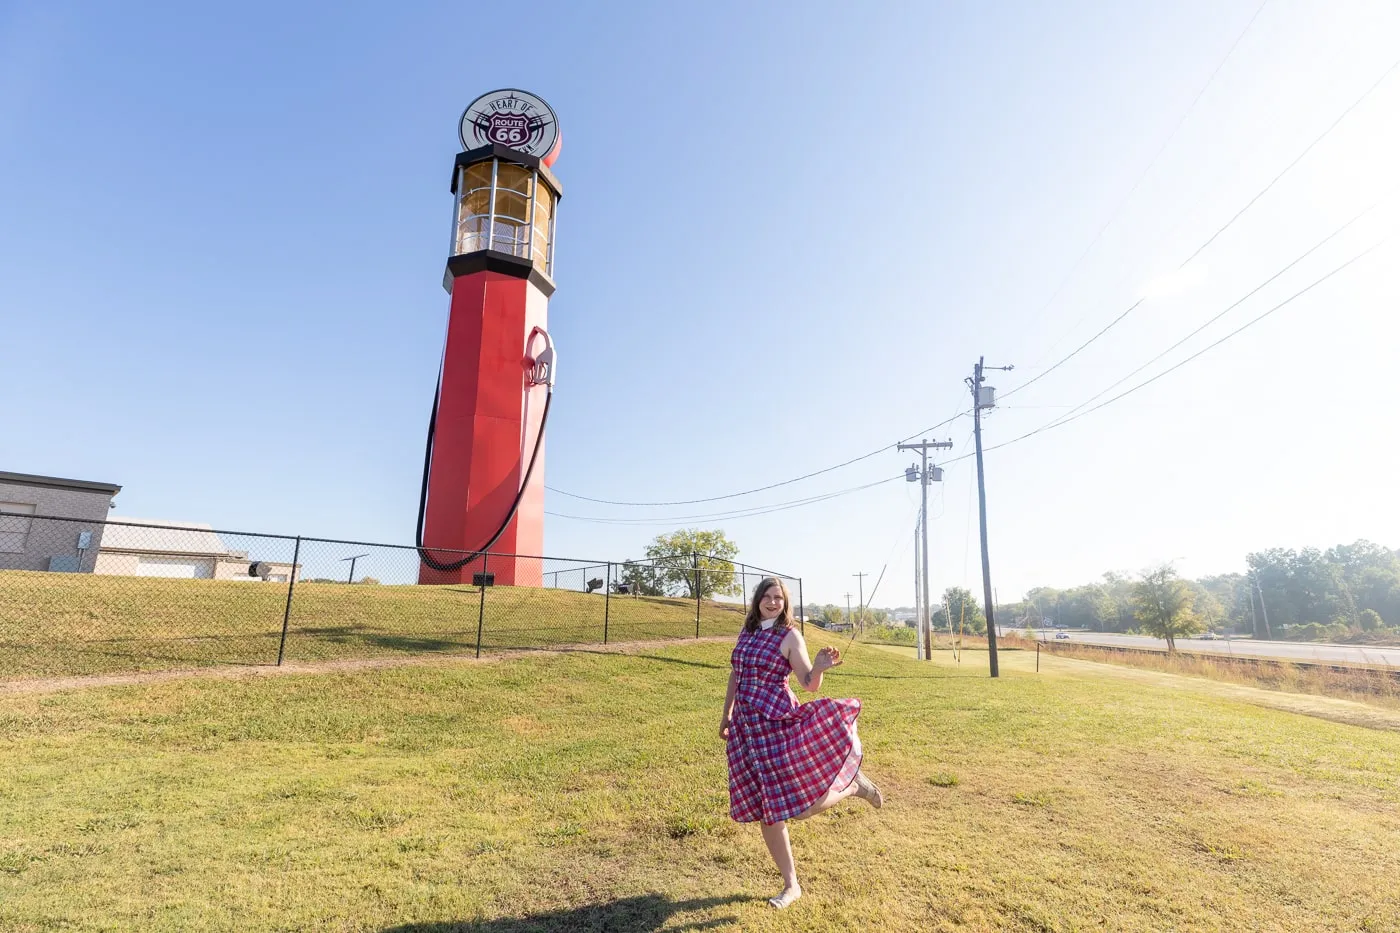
xmin=94 ymin=518 xmax=298 ymax=583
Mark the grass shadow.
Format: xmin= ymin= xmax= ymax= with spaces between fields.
xmin=1 ymin=634 xmax=276 ymax=677
xmin=561 ymin=649 xmax=728 ymax=671
xmin=379 ymin=894 xmax=752 ymax=933
xmin=287 ymin=625 xmax=480 ymax=658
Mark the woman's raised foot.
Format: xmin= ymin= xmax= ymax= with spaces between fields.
xmin=853 ymin=771 xmax=884 ymax=809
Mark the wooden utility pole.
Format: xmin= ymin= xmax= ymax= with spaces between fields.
xmin=970 ymin=356 xmax=1013 ymax=678
xmin=853 ymin=571 xmax=869 ymax=631
xmin=913 ymin=514 xmax=923 ymax=657
xmin=1253 ymin=571 xmax=1274 ymax=640
xmin=898 ymin=437 xmax=952 ymax=660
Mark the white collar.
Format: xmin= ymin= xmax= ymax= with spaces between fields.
xmin=759 ymin=618 xmax=777 ymax=630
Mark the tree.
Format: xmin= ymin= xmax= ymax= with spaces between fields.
xmin=1327 ymin=540 xmax=1400 ymax=627
xmin=1185 ymin=580 xmax=1224 ymax=632
xmin=1131 ymin=565 xmax=1202 ymax=652
xmin=1099 ymin=571 xmax=1136 ymax=632
xmin=1197 ymin=573 xmax=1250 ymax=633
xmin=644 ymin=528 xmax=740 ymax=600
xmin=932 ymin=586 xmax=985 ymax=635
xmin=1358 ymin=608 xmax=1385 ymax=633
xmin=615 ymin=559 xmax=665 ymax=596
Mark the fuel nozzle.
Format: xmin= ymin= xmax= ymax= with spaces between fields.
xmin=526 ymin=327 xmax=556 ymax=387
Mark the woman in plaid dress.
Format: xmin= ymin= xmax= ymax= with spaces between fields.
xmin=720 ymin=576 xmax=884 ymax=910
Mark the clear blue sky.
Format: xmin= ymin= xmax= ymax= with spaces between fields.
xmin=3 ymin=0 xmax=1398 ymax=606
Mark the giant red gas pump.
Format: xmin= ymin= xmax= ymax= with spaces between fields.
xmin=416 ymin=89 xmax=561 ymax=586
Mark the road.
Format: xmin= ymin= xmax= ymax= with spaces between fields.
xmin=1023 ymin=630 xmax=1400 ymax=668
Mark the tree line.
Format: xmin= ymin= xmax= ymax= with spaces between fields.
xmin=807 ymin=586 xmax=989 ymax=636
xmin=1009 ymin=539 xmax=1400 ymax=644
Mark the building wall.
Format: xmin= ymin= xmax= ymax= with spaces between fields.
xmin=0 ymin=481 xmax=114 ymax=573
xmin=91 ymin=552 xmax=140 ymax=576
xmin=94 ymin=551 xmax=298 ymax=583
xmin=212 ymin=558 xmax=298 ymax=583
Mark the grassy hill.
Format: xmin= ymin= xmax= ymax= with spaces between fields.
xmin=0 ymin=570 xmax=746 ymax=680
xmin=2 ymin=639 xmax=1398 ymax=931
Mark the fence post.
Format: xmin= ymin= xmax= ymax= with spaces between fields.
xmin=475 ymin=552 xmax=488 ymax=658
xmin=604 ymin=562 xmax=611 ymax=645
xmin=798 ymin=578 xmax=805 ymax=635
xmin=693 ymin=552 xmax=701 ymax=638
xmin=276 ymin=536 xmax=302 ymax=666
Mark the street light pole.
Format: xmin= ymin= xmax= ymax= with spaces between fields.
xmin=340 ymin=553 xmax=370 ymax=584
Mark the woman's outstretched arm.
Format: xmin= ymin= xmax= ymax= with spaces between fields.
xmin=782 ymin=629 xmax=842 ymax=693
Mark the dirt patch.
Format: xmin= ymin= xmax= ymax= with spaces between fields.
xmin=0 ymin=636 xmax=737 ymax=697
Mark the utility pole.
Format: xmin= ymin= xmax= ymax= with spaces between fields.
xmin=969 ymin=356 xmax=1013 ymax=678
xmin=843 ymin=593 xmax=854 ymax=632
xmin=913 ymin=513 xmax=923 ymax=658
xmin=1254 ymin=574 xmax=1265 ymax=638
xmin=852 ymin=572 xmax=868 ymax=631
xmin=1253 ymin=571 xmax=1274 ymax=640
xmin=899 ymin=437 xmax=952 ymax=660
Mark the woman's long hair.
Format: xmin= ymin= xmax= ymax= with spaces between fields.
xmin=743 ymin=576 xmax=796 ymax=634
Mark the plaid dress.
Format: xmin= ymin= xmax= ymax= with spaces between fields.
xmin=727 ymin=624 xmax=863 ymax=824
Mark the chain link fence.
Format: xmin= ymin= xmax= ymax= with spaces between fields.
xmin=0 ymin=513 xmax=801 ymax=682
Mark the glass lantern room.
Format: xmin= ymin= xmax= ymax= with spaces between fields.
xmin=450 ymin=156 xmax=557 ymax=277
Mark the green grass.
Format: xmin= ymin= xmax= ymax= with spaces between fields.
xmin=0 ymin=570 xmax=746 ymax=680
xmin=3 ymin=641 xmax=1399 ymax=931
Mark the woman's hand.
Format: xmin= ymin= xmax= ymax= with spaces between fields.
xmin=719 ymin=717 xmax=732 ymax=740
xmin=814 ymin=646 xmax=843 ymax=671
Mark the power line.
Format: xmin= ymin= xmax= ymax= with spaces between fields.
xmin=998 ymin=235 xmax=1392 ymax=445
xmin=1176 ymin=52 xmax=1400 ymax=270
xmin=1019 ymin=193 xmax=1391 ymax=432
xmin=1025 ymin=0 xmax=1272 ymax=369
xmin=1002 ymin=298 xmax=1144 ymax=400
xmin=957 ymin=233 xmax=1393 ymax=460
xmin=546 ymin=45 xmax=1399 ymax=521
xmin=1004 ymin=48 xmax=1400 ymax=401
xmin=545 ymin=474 xmax=904 ymax=525
xmin=546 ymin=412 xmax=966 ymax=507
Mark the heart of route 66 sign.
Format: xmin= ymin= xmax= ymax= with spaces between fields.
xmin=459 ymin=89 xmax=560 ymax=163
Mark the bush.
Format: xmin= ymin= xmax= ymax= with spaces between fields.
xmin=862 ymin=625 xmax=916 ymax=646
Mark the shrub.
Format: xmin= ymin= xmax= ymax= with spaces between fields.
xmin=862 ymin=625 xmax=916 ymax=646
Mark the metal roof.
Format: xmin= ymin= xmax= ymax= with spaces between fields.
xmin=0 ymin=471 xmax=122 ymax=494
xmin=100 ymin=517 xmax=232 ymax=557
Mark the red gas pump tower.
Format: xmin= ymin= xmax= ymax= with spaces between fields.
xmin=416 ymin=89 xmax=561 ymax=586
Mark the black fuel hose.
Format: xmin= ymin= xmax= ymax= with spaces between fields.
xmin=415 ymin=367 xmax=552 ymax=573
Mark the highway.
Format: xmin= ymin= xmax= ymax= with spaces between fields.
xmin=1024 ymin=630 xmax=1400 ymax=668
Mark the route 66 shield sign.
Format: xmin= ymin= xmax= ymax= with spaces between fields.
xmin=460 ymin=89 xmax=560 ymax=163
